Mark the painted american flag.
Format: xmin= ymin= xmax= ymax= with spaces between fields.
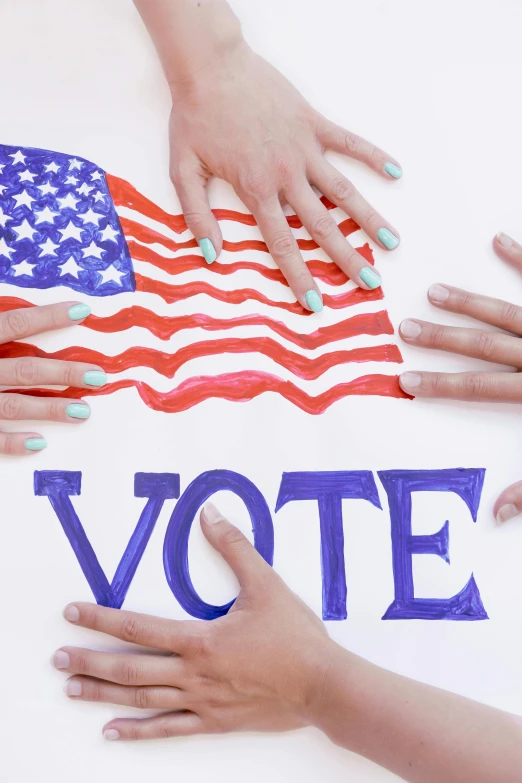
xmin=0 ymin=143 xmax=407 ymax=413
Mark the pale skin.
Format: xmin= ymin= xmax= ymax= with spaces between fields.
xmin=54 ymin=503 xmax=522 ymax=782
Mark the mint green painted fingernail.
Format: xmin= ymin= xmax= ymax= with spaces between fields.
xmin=377 ymin=228 xmax=399 ymax=250
xmin=66 ymin=404 xmax=91 ymax=419
xmin=198 ymin=238 xmax=217 ymax=265
xmin=384 ymin=162 xmax=402 ymax=179
xmin=68 ymin=304 xmax=91 ymax=321
xmin=25 ymin=437 xmax=47 ymax=452
xmin=305 ymin=289 xmax=323 ymax=313
xmin=83 ymin=370 xmax=107 ymax=388
xmin=359 ymin=267 xmax=382 ymax=289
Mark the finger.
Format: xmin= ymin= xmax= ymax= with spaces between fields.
xmin=493 ymin=480 xmax=522 ymax=525
xmin=0 ymin=302 xmax=91 ymax=345
xmin=493 ymin=232 xmax=522 ymax=274
xmin=63 ymin=602 xmax=193 ymax=654
xmin=253 ymin=199 xmax=323 ymax=312
xmin=65 ymin=677 xmax=187 ymax=710
xmin=52 ymin=647 xmax=184 ymax=687
xmin=0 ymin=358 xmax=106 ymax=389
xmin=399 ymin=319 xmax=522 ymax=367
xmin=399 ymin=370 xmax=522 ymax=402
xmin=426 ymin=284 xmax=522 ymax=335
xmin=317 ymin=117 xmax=402 ymax=180
xmin=171 ymin=157 xmax=223 ymax=265
xmin=0 ymin=394 xmax=90 ymax=423
xmin=287 ymin=182 xmax=381 ymax=290
xmin=0 ymin=431 xmax=47 ymax=456
xmin=310 ymin=160 xmax=400 ymax=251
xmin=200 ymin=502 xmax=273 ymax=589
xmin=103 ymin=713 xmax=203 ymax=742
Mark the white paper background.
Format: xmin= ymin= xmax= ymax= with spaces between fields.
xmin=1 ymin=1 xmax=522 ymax=781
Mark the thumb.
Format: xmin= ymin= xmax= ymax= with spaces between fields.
xmin=494 ymin=480 xmax=522 ymax=524
xmin=171 ymin=163 xmax=223 ymax=265
xmin=200 ymin=502 xmax=271 ymax=588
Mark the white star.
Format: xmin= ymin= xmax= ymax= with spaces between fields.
xmin=99 ymin=224 xmax=119 ymax=243
xmin=58 ymin=221 xmax=84 ymax=242
xmin=13 ymin=190 xmax=36 ymax=209
xmin=57 ymin=192 xmax=79 ymax=210
xmin=0 ymin=237 xmax=14 ymax=258
xmin=99 ymin=265 xmax=125 ymax=285
xmin=90 ymin=171 xmax=102 ymax=182
xmin=9 ymin=150 xmax=26 ymax=165
xmin=65 ymin=175 xmax=79 ymax=185
xmin=78 ymin=182 xmax=93 ymax=196
xmin=80 ymin=207 xmax=102 ymax=226
xmin=0 ymin=164 xmax=4 ymax=173
xmin=13 ymin=219 xmax=37 ymax=242
xmin=38 ymin=237 xmax=60 ymax=256
xmin=38 ymin=182 xmax=58 ymax=196
xmin=60 ymin=255 xmax=83 ymax=279
xmin=0 ymin=184 xmax=7 ymax=195
xmin=93 ymin=191 xmax=105 ymax=203
xmin=18 ymin=169 xmax=36 ymax=183
xmin=0 ymin=209 xmax=12 ymax=228
xmin=69 ymin=158 xmax=83 ymax=171
xmin=12 ymin=259 xmax=36 ymax=277
xmin=82 ymin=241 xmax=105 ymax=260
xmin=45 ymin=161 xmax=60 ymax=174
xmin=34 ymin=206 xmax=58 ymax=224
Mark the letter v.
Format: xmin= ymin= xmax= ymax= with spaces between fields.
xmin=34 ymin=471 xmax=180 ymax=608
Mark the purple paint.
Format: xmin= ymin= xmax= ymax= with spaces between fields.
xmin=378 ymin=469 xmax=488 ymax=620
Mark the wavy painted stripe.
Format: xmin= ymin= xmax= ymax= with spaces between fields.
xmin=12 ymin=371 xmax=411 ymax=414
xmin=135 ymin=273 xmax=384 ymax=312
xmin=0 ymin=339 xmax=402 ymax=382
xmin=128 ymin=241 xmax=373 ymax=286
xmin=107 ymin=174 xmax=337 ymax=234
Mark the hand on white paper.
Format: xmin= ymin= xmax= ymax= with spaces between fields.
xmin=0 ymin=302 xmax=104 ymax=454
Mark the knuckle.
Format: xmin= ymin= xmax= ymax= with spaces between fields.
xmin=183 ymin=209 xmax=208 ymax=231
xmin=13 ymin=357 xmax=39 ymax=385
xmin=221 ymin=526 xmax=247 ymax=551
xmin=270 ymin=231 xmax=297 ymax=260
xmin=50 ymin=399 xmax=66 ymax=420
xmin=87 ymin=680 xmax=102 ymax=702
xmin=343 ymin=130 xmax=360 ymax=154
xmin=134 ymin=687 xmax=151 ymax=710
xmin=2 ymin=309 xmax=31 ymax=339
xmin=464 ymin=373 xmax=488 ymax=397
xmin=368 ymin=145 xmax=382 ymax=167
xmin=431 ymin=374 xmax=450 ymax=396
xmin=158 ymin=720 xmax=174 ymax=740
xmin=186 ymin=631 xmax=213 ymax=659
xmin=310 ymin=213 xmax=336 ymax=241
xmin=330 ymin=177 xmax=354 ymax=203
xmin=73 ymin=653 xmax=88 ymax=675
xmin=500 ymin=301 xmax=522 ymax=326
xmin=2 ymin=435 xmax=18 ymax=456
xmin=0 ymin=394 xmax=23 ymax=420
xmin=238 ymin=171 xmax=272 ymax=202
xmin=361 ymin=207 xmax=380 ymax=229
xmin=472 ymin=331 xmax=497 ymax=359
xmin=429 ymin=325 xmax=447 ymax=348
xmin=120 ymin=616 xmax=140 ymax=644
xmin=119 ymin=660 xmax=139 ymax=686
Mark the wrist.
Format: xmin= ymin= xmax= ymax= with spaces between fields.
xmin=168 ymin=32 xmax=249 ymax=101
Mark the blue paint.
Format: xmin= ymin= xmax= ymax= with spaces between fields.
xmin=163 ymin=470 xmax=274 ymax=620
xmin=275 ymin=472 xmax=382 ymax=621
xmin=378 ymin=469 xmax=488 ymax=620
xmin=34 ymin=471 xmax=179 ymax=607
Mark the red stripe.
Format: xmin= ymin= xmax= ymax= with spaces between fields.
xmin=107 ymin=174 xmax=336 ymax=233
xmin=1 ymin=340 xmax=402 ymax=382
xmin=13 ymin=371 xmax=411 ymax=414
xmin=127 ymin=241 xmax=374 ymax=286
xmin=135 ymin=273 xmax=384 ymax=312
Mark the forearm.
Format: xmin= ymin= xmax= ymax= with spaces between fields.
xmin=311 ymin=642 xmax=522 ymax=783
xmin=132 ymin=0 xmax=244 ymax=92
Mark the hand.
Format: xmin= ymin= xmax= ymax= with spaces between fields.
xmin=54 ymin=503 xmax=332 ymax=741
xmin=0 ymin=302 xmax=105 ymax=454
xmin=169 ymin=42 xmax=401 ymax=312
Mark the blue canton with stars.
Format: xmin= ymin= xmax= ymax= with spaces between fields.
xmin=0 ymin=144 xmax=135 ymax=295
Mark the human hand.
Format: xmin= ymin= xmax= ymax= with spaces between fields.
xmin=0 ymin=302 xmax=105 ymax=454
xmin=169 ymin=43 xmax=401 ymax=312
xmin=53 ymin=502 xmax=332 ymax=741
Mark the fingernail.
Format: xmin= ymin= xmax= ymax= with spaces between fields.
xmin=66 ymin=403 xmax=91 ymax=420
xmin=428 ymin=284 xmax=450 ymax=303
xmin=400 ymin=319 xmax=422 ymax=338
xmin=384 ymin=162 xmax=402 ymax=179
xmin=198 ymin=238 xmax=217 ymax=265
xmin=496 ymin=232 xmax=513 ymax=248
xmin=400 ymin=372 xmax=422 ymax=390
xmin=63 ymin=604 xmax=80 ymax=623
xmin=25 ymin=437 xmax=47 ymax=452
xmin=65 ymin=680 xmax=82 ymax=697
xmin=496 ymin=503 xmax=519 ymax=525
xmin=104 ymin=729 xmax=120 ymax=741
xmin=377 ymin=228 xmax=399 ymax=250
xmin=52 ymin=650 xmax=70 ymax=670
xmin=83 ymin=370 xmax=107 ymax=388
xmin=305 ymin=289 xmax=323 ymax=313
xmin=68 ymin=304 xmax=91 ymax=321
xmin=203 ymin=502 xmax=223 ymax=525
xmin=359 ymin=267 xmax=382 ymax=289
